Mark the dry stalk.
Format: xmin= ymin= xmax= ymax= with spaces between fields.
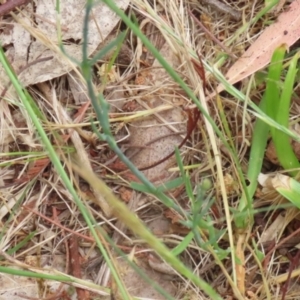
xmin=201 ymin=0 xmax=242 ymax=21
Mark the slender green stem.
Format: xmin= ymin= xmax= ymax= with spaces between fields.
xmin=0 ymin=44 xmax=130 ymax=300
xmin=272 ymin=52 xmax=300 ymax=175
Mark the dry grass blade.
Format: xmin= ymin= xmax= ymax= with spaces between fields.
xmin=202 ymin=0 xmax=242 ymax=21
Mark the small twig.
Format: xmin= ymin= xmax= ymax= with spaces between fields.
xmin=16 ymin=208 xmax=70 ymax=300
xmin=69 ymin=236 xmax=88 ymax=300
xmin=262 ymin=226 xmax=300 ymax=268
xmin=52 ymin=207 xmax=70 ymax=300
xmin=23 ymin=205 xmax=95 ymax=243
xmin=0 ymin=0 xmax=31 ymax=17
xmin=281 ymin=249 xmax=300 ymax=300
xmin=23 ymin=205 xmax=133 ymax=252
xmin=189 ymin=10 xmax=237 ymax=59
xmin=201 ymin=0 xmax=242 ymax=21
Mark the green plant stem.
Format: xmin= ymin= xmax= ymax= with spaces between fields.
xmin=272 ymin=52 xmax=300 ymax=175
xmin=80 ymin=1 xmax=224 ymax=298
xmin=0 ymin=45 xmax=130 ymax=300
xmin=265 ymin=45 xmax=286 ymax=136
xmin=72 ymin=161 xmax=223 ymax=300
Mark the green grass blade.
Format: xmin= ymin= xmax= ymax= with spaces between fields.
xmin=171 ymin=232 xmax=194 ymax=256
xmin=236 ymin=46 xmax=286 ymax=227
xmin=273 ymin=52 xmax=300 ymax=175
xmin=89 ymin=31 xmax=126 ymax=66
xmin=265 ymin=45 xmax=286 ymax=128
xmin=0 ymin=232 xmax=36 ymax=260
xmin=0 ymin=266 xmax=73 ymax=281
xmin=273 ymin=175 xmax=300 ymax=209
xmin=72 ymin=161 xmax=223 ymax=299
xmin=0 ymin=46 xmax=130 ymax=300
xmin=0 ymin=265 xmax=110 ymax=294
xmin=131 ymin=177 xmax=183 ymax=193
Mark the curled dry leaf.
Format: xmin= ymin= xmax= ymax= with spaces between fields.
xmin=258 ymin=173 xmax=292 ymax=193
xmin=272 ymin=173 xmax=292 ymax=190
xmin=148 ymin=254 xmax=177 ymax=276
xmin=219 ymin=0 xmax=300 ymax=91
xmin=0 ymin=0 xmax=129 ymax=90
xmin=260 ymin=212 xmax=285 ymax=244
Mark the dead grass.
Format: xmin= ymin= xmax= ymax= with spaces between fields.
xmin=1 ymin=0 xmax=300 ymax=299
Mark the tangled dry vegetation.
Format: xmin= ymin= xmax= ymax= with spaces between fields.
xmin=1 ymin=0 xmax=300 ymax=299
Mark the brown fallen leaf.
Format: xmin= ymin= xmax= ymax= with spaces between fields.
xmin=0 ymin=0 xmax=129 ymax=90
xmin=148 ymin=254 xmax=177 ymax=276
xmin=219 ymin=0 xmax=300 ymax=91
xmin=126 ymin=40 xmax=186 ymax=181
xmin=260 ymin=212 xmax=285 ymax=244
